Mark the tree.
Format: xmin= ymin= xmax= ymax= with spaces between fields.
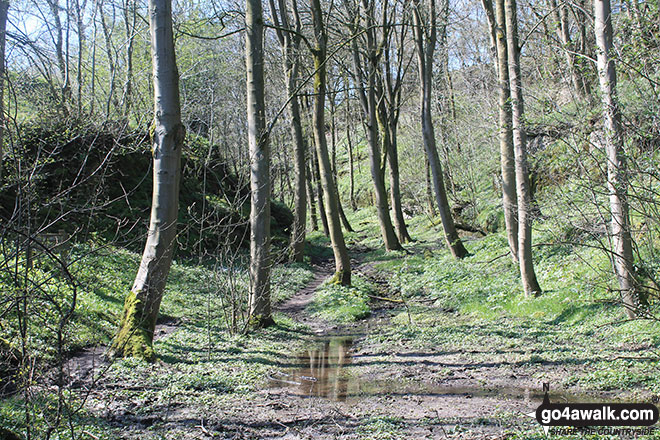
xmin=412 ymin=0 xmax=468 ymax=259
xmin=593 ymin=0 xmax=637 ymax=318
xmin=270 ymin=0 xmax=307 ymax=263
xmin=549 ymin=0 xmax=591 ymax=99
xmin=310 ymin=0 xmax=351 ymax=284
xmin=246 ymin=0 xmax=274 ymax=326
xmin=482 ymin=0 xmax=518 ymax=261
xmin=377 ymin=0 xmax=413 ymax=243
xmin=111 ymin=0 xmax=185 ymax=360
xmin=504 ymin=0 xmax=542 ymax=296
xmin=346 ymin=0 xmax=402 ymax=251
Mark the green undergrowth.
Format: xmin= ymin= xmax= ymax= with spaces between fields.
xmin=0 ymin=240 xmax=315 ymax=438
xmin=309 ymin=274 xmax=373 ymax=323
xmin=0 ymin=242 xmax=314 ymax=359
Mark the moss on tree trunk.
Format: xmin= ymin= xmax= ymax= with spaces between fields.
xmin=110 ymin=291 xmax=157 ymax=362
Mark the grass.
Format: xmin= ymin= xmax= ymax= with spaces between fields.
xmin=308 ymin=274 xmax=372 ymax=323
xmin=0 ymin=240 xmax=315 ymax=439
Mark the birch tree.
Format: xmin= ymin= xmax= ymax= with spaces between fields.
xmin=111 ymin=0 xmax=185 ymax=360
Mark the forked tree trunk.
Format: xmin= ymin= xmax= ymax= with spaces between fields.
xmin=111 ymin=0 xmax=185 ymax=361
xmin=412 ymin=0 xmax=468 ymax=259
xmin=246 ymin=0 xmax=274 ymax=327
xmin=504 ymin=0 xmax=542 ymax=296
xmin=310 ymin=0 xmax=351 ymax=285
xmin=348 ymin=0 xmax=401 ymax=251
xmin=483 ymin=0 xmax=519 ymax=261
xmin=594 ymin=0 xmax=637 ymax=318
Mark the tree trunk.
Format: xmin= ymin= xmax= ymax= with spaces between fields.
xmin=122 ymin=0 xmax=137 ymax=119
xmin=311 ymin=0 xmax=351 ymax=285
xmin=425 ymin=156 xmax=436 ymax=216
xmin=348 ymin=0 xmax=402 ymax=251
xmin=550 ymin=0 xmax=591 ymax=98
xmin=346 ymin=90 xmax=357 ymax=210
xmin=504 ymin=0 xmax=542 ymax=296
xmin=246 ymin=0 xmax=274 ymax=327
xmin=594 ymin=0 xmax=637 ymax=318
xmin=306 ymin=161 xmax=319 ymax=231
xmin=270 ymin=0 xmax=307 ymax=263
xmin=111 ymin=0 xmax=185 ymax=361
xmin=387 ymin=117 xmax=413 ymax=243
xmin=484 ymin=0 xmax=519 ymax=261
xmin=0 ymin=0 xmax=7 ymax=181
xmin=413 ymin=0 xmax=468 ymax=259
xmin=312 ymin=149 xmax=330 ymax=236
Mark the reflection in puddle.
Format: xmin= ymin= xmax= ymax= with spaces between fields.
xmin=269 ymin=337 xmax=355 ymax=401
xmin=269 ymin=338 xmax=615 ymax=404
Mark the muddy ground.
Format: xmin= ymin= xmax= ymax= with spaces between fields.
xmin=64 ymin=252 xmax=656 ymax=440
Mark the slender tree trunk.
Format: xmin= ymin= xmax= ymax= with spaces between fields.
xmin=504 ymin=0 xmax=542 ymax=296
xmin=348 ymin=0 xmax=401 ymax=251
xmin=246 ymin=0 xmax=274 ymax=327
xmin=425 ymin=156 xmax=436 ymax=216
xmin=270 ymin=0 xmax=307 ymax=262
xmin=312 ymin=149 xmax=330 ymax=236
xmin=484 ymin=0 xmax=519 ymax=261
xmin=330 ymin=93 xmax=354 ymax=232
xmin=111 ymin=0 xmax=185 ymax=361
xmin=46 ymin=0 xmax=70 ymax=113
xmin=495 ymin=0 xmax=519 ymax=262
xmin=550 ymin=0 xmax=591 ymax=98
xmin=306 ymin=161 xmax=319 ymax=231
xmin=0 ymin=1 xmax=7 ymax=181
xmin=73 ymin=0 xmax=84 ymax=116
xmin=122 ymin=0 xmax=137 ymax=119
xmin=337 ymin=195 xmax=354 ymax=232
xmin=346 ymin=93 xmax=357 ymax=210
xmin=413 ymin=0 xmax=468 ymax=259
xmin=311 ymin=0 xmax=351 ymax=285
xmin=594 ymin=0 xmax=637 ymax=318
xmin=388 ymin=122 xmax=413 ymax=243
xmin=287 ymin=82 xmax=307 ymax=260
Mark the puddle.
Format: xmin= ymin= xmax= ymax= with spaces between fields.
xmin=268 ymin=336 xmax=356 ymax=401
xmin=268 ymin=337 xmax=625 ymax=404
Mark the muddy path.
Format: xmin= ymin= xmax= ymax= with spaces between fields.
xmin=59 ymin=248 xmax=652 ymax=439
xmin=231 ymin=251 xmax=647 ymax=440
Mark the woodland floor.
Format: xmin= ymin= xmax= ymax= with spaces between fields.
xmin=59 ymin=243 xmax=660 ymax=440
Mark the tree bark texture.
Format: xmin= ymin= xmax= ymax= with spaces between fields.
xmin=504 ymin=0 xmax=542 ymax=296
xmin=594 ymin=0 xmax=637 ymax=318
xmin=111 ymin=0 xmax=185 ymax=361
xmin=311 ymin=0 xmax=351 ymax=284
xmin=412 ymin=0 xmax=468 ymax=259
